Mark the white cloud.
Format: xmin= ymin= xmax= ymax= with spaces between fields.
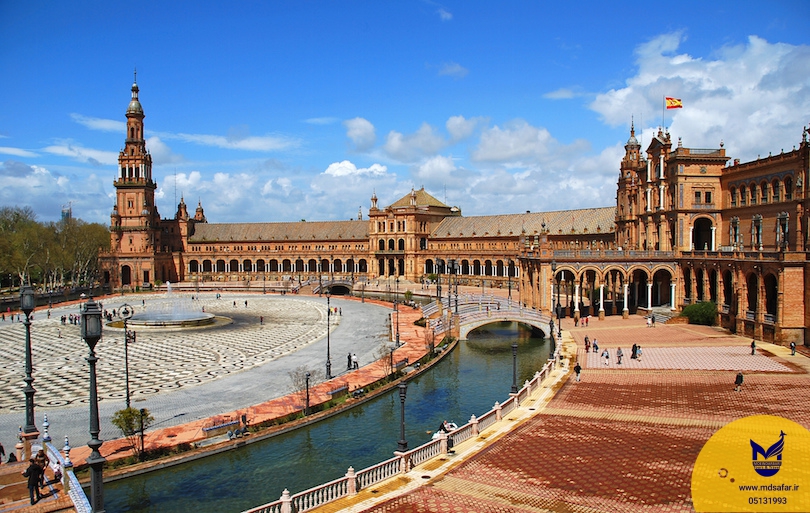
xmin=0 ymin=146 xmax=39 ymax=157
xmin=174 ymin=171 xmax=202 ymax=190
xmin=43 ymin=142 xmax=118 ymax=166
xmin=167 ymin=132 xmax=298 ymax=152
xmin=146 ymin=136 xmax=183 ymax=165
xmin=0 ymin=161 xmax=109 ymax=221
xmin=324 ymin=160 xmax=388 ymax=177
xmin=304 ymin=117 xmax=339 ymax=125
xmin=437 ymin=8 xmax=452 ymax=21
xmin=384 ymin=123 xmax=447 ymax=162
xmin=472 ymin=120 xmax=559 ymax=163
xmin=343 ymin=117 xmax=376 ymax=151
xmin=438 ymin=62 xmax=468 ymax=78
xmin=446 ymin=115 xmax=484 ymax=141
xmin=70 ymin=113 xmax=126 ymax=132
xmin=543 ymin=88 xmax=577 ymax=100
xmin=589 ymin=33 xmax=810 ymax=161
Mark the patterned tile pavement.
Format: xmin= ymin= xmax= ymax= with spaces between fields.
xmin=0 ymin=295 xmax=329 ymax=410
xmin=355 ymin=315 xmax=809 ymax=513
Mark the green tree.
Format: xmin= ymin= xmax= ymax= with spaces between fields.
xmin=111 ymin=407 xmax=155 ymax=460
xmin=680 ymin=301 xmax=718 ymax=326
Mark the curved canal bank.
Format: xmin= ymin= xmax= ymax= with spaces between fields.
xmin=102 ymin=322 xmax=553 ymax=512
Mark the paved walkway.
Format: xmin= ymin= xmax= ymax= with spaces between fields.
xmin=0 ymin=291 xmax=393 ymax=464
xmin=326 ymin=315 xmax=809 ymax=513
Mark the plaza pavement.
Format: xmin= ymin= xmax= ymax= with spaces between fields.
xmin=322 ymin=314 xmax=810 ymax=513
xmin=0 ymin=291 xmax=395 ymax=465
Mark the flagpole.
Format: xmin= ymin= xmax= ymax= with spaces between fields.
xmin=662 ymin=96 xmax=665 ymax=130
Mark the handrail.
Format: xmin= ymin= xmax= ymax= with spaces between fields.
xmin=244 ymin=357 xmax=558 ymax=513
xmin=45 ymin=441 xmax=91 ymax=513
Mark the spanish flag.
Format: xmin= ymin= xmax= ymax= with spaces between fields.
xmin=665 ymin=97 xmax=683 ymax=109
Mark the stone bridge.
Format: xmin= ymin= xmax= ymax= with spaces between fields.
xmin=422 ymin=294 xmax=553 ymax=341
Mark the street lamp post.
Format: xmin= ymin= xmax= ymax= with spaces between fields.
xmin=395 ymin=277 xmax=400 ymax=347
xmin=81 ymin=297 xmax=106 ymax=513
xmin=511 ymin=341 xmax=518 ymax=394
xmin=552 ymin=260 xmax=562 ymax=340
xmin=304 ymin=372 xmax=310 ymax=416
xmin=507 ymin=259 xmax=513 ymax=302
xmin=20 ymin=285 xmax=38 ymax=458
xmin=118 ymin=304 xmax=134 ymax=409
xmin=436 ymin=260 xmax=442 ymax=301
xmin=138 ymin=408 xmax=146 ymax=462
xmin=325 ymin=290 xmax=332 ymax=379
xmin=21 ymin=286 xmax=37 ymax=433
xmin=397 ymin=382 xmax=408 ymax=452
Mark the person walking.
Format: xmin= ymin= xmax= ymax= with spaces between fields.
xmin=347 ymin=352 xmax=352 ymax=371
xmin=616 ymin=348 xmax=624 ymax=365
xmin=592 ymin=339 xmax=599 ymax=354
xmin=22 ymin=459 xmax=43 ymax=505
xmin=352 ymin=353 xmax=359 ymax=370
xmin=574 ymin=362 xmax=582 ymax=382
xmin=790 ymin=341 xmax=796 ymax=356
xmin=34 ymin=449 xmax=49 ymax=488
xmin=631 ymin=343 xmax=638 ymax=359
xmin=751 ymin=339 xmax=756 ymax=355
xmin=584 ymin=336 xmax=591 ymax=353
xmin=651 ymin=314 xmax=656 ymax=327
xmin=602 ymin=349 xmax=610 ymax=366
xmin=636 ymin=345 xmax=643 ymax=362
xmin=734 ymin=371 xmax=744 ymax=391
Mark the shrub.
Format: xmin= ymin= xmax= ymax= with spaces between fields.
xmin=680 ymin=301 xmax=717 ymax=325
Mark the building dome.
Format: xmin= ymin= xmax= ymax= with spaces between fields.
xmin=127 ymin=82 xmax=143 ymax=115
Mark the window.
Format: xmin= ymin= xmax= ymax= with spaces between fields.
xmin=729 ymin=217 xmax=740 ymax=248
xmin=785 ymin=177 xmax=793 ymax=200
xmin=705 ymin=191 xmax=712 ymax=204
xmin=776 ymin=212 xmax=789 ymax=250
xmin=760 ymin=182 xmax=768 ymax=203
xmin=751 ymin=214 xmax=763 ymax=250
xmin=750 ymin=184 xmax=757 ymax=205
xmin=772 ymin=180 xmax=780 ymax=202
xmin=694 ymin=191 xmax=702 ymax=203
xmin=730 ymin=187 xmax=737 ymax=207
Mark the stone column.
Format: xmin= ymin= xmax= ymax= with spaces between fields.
xmin=647 ymin=282 xmax=653 ymax=311
xmin=710 ymin=226 xmax=716 ymax=251
xmin=623 ymin=282 xmax=629 ymax=318
xmin=671 ymin=283 xmax=677 ymax=311
xmin=598 ymin=283 xmax=605 ymax=320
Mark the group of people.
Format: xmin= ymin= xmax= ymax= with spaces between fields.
xmin=347 ymin=352 xmax=359 ymax=370
xmin=22 ymin=449 xmax=59 ymax=505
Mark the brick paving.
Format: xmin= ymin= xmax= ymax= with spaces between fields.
xmin=358 ymin=315 xmax=809 ymax=513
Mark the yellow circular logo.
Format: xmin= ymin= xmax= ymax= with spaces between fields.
xmin=692 ymin=415 xmax=810 ymax=512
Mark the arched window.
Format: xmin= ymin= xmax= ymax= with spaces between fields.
xmin=749 ymin=183 xmax=757 ymax=205
xmin=760 ymin=182 xmax=768 ymax=204
xmin=785 ymin=176 xmax=793 ymax=200
xmin=388 ymin=239 xmax=395 ymax=251
xmin=729 ymin=186 xmax=737 ymax=207
xmin=740 ymin=185 xmax=747 ymax=205
xmin=398 ymin=238 xmax=405 ymax=251
xmin=771 ymin=180 xmax=781 ymax=202
xmin=379 ymin=239 xmax=385 ymax=251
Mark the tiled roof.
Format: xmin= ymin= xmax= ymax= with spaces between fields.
xmin=389 ymin=187 xmax=449 ymax=208
xmin=189 ymin=220 xmax=368 ymax=243
xmin=430 ymin=207 xmax=616 ymax=238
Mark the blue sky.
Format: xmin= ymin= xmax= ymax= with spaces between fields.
xmin=1 ymin=1 xmax=809 ymax=225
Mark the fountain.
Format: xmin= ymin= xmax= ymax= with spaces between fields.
xmin=128 ymin=282 xmax=216 ymax=328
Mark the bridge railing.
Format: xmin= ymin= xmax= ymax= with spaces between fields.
xmin=245 ymin=357 xmax=559 ymax=513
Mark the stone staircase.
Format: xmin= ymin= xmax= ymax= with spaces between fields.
xmin=0 ymin=461 xmax=74 ymax=512
xmin=650 ymin=306 xmax=676 ymax=324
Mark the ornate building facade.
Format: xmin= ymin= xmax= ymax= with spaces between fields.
xmin=99 ymin=82 xmax=810 ymax=346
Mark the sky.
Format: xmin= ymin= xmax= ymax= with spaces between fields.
xmin=1 ymin=1 xmax=809 ymax=226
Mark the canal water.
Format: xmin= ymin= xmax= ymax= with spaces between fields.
xmin=104 ymin=322 xmax=551 ymax=512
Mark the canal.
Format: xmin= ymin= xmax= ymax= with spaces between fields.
xmin=104 ymin=321 xmax=551 ymax=512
